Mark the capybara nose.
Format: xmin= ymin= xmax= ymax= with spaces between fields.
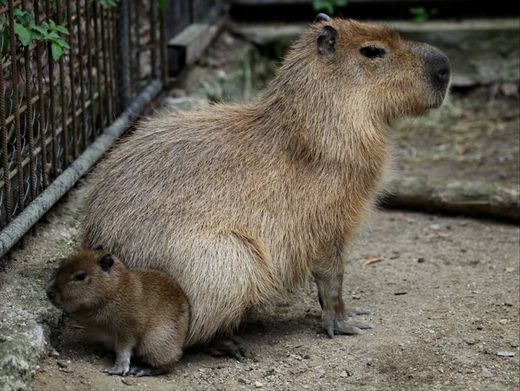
xmin=425 ymin=50 xmax=450 ymax=89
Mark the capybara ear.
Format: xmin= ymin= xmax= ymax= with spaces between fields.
xmin=93 ymin=244 xmax=104 ymax=250
xmin=314 ymin=13 xmax=331 ymax=23
xmin=98 ymin=254 xmax=114 ymax=272
xmin=317 ymin=25 xmax=338 ymax=57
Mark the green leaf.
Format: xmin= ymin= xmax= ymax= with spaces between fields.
xmin=51 ymin=41 xmax=63 ymax=60
xmin=14 ymin=22 xmax=32 ymax=46
xmin=335 ymin=0 xmax=348 ymax=7
xmin=53 ymin=24 xmax=69 ymax=35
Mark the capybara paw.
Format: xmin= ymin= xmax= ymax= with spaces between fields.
xmin=128 ymin=365 xmax=165 ymax=377
xmin=206 ymin=336 xmax=255 ymax=362
xmin=322 ymin=314 xmax=375 ymax=338
xmin=104 ymin=363 xmax=130 ymax=376
xmin=346 ymin=307 xmax=371 ymax=317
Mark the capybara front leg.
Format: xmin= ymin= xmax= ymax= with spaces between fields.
xmin=314 ymin=267 xmax=374 ymax=338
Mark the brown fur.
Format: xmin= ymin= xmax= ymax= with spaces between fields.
xmin=46 ymin=250 xmax=190 ymax=375
xmin=82 ymin=18 xmax=450 ymax=345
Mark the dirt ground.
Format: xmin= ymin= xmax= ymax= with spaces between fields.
xmin=394 ymin=90 xmax=520 ymax=186
xmin=24 ymin=182 xmax=519 ymax=391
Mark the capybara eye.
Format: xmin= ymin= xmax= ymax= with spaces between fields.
xmin=359 ymin=46 xmax=386 ymax=59
xmin=72 ymin=272 xmax=87 ymax=281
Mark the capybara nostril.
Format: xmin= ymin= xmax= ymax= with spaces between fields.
xmin=425 ymin=49 xmax=451 ymax=89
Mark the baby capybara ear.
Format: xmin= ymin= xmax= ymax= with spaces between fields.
xmin=314 ymin=13 xmax=331 ymax=23
xmin=98 ymin=254 xmax=114 ymax=272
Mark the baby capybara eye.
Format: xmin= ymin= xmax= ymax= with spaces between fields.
xmin=72 ymin=272 xmax=87 ymax=281
xmin=360 ymin=45 xmax=386 ymax=59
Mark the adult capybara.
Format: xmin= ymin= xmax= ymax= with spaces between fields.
xmin=83 ymin=15 xmax=450 ymax=350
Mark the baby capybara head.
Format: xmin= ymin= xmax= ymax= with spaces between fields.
xmin=276 ymin=14 xmax=450 ymax=121
xmin=46 ymin=249 xmax=124 ymax=314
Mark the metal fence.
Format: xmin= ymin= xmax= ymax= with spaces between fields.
xmin=0 ymin=0 xmax=169 ymax=256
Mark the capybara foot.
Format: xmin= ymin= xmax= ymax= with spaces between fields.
xmin=128 ymin=365 xmax=166 ymax=377
xmin=206 ymin=336 xmax=254 ymax=361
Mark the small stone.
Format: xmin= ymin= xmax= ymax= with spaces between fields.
xmin=496 ymin=351 xmax=516 ymax=357
xmin=481 ymin=366 xmax=492 ymax=378
xmin=254 ymin=381 xmax=264 ymax=388
xmin=339 ymin=370 xmax=352 ymax=378
xmin=417 ymin=257 xmax=426 ymax=263
xmin=394 ymin=291 xmax=408 ymax=296
xmin=465 ymin=339 xmax=478 ymax=346
xmin=303 ymin=354 xmax=311 ymax=359
xmin=499 ymin=319 xmax=508 ymax=325
xmin=429 ymin=224 xmax=441 ymax=231
xmin=121 ymin=378 xmax=134 ymax=386
xmin=56 ymin=360 xmax=68 ymax=369
xmin=238 ymin=378 xmax=250 ymax=385
xmin=351 ymin=295 xmax=361 ymax=300
xmin=48 ymin=348 xmax=60 ymax=358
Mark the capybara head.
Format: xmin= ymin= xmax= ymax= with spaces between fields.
xmin=273 ymin=15 xmax=450 ymax=121
xmin=46 ymin=250 xmax=124 ymax=314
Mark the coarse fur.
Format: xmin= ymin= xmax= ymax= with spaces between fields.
xmin=46 ymin=250 xmax=190 ymax=376
xmin=82 ymin=18 xmax=450 ymax=346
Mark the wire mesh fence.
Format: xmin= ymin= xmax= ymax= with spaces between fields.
xmin=0 ymin=0 xmax=165 ymax=232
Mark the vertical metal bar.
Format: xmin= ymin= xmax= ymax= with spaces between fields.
xmin=7 ymin=0 xmax=25 ymax=214
xmin=44 ymin=0 xmax=58 ymax=176
xmin=34 ymin=0 xmax=48 ymax=189
xmin=75 ymin=0 xmax=88 ymax=150
xmin=56 ymin=1 xmax=69 ymax=169
xmin=108 ymin=7 xmax=117 ymax=114
xmin=100 ymin=7 xmax=112 ymax=125
xmin=150 ymin=0 xmax=158 ymax=80
xmin=159 ymin=3 xmax=168 ymax=84
xmin=116 ymin=0 xmax=130 ymax=109
xmin=0 ymin=56 xmax=11 ymax=224
xmin=84 ymin=0 xmax=96 ymax=143
xmin=22 ymin=0 xmax=35 ymax=201
xmin=133 ymin=1 xmax=140 ymax=90
xmin=23 ymin=46 xmax=36 ymax=201
xmin=65 ymin=0 xmax=78 ymax=159
xmin=92 ymin=1 xmax=105 ymax=133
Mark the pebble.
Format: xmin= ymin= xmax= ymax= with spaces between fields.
xmin=496 ymin=351 xmax=516 ymax=357
xmin=238 ymin=378 xmax=250 ymax=385
xmin=254 ymin=381 xmax=264 ymax=388
xmin=481 ymin=365 xmax=493 ymax=378
xmin=121 ymin=378 xmax=134 ymax=386
xmin=429 ymin=224 xmax=441 ymax=231
xmin=417 ymin=257 xmax=426 ymax=263
xmin=56 ymin=360 xmax=68 ymax=369
xmin=394 ymin=291 xmax=408 ymax=296
xmin=499 ymin=319 xmax=508 ymax=325
xmin=48 ymin=348 xmax=60 ymax=358
xmin=339 ymin=370 xmax=352 ymax=378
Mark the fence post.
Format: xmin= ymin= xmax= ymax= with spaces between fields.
xmin=116 ymin=0 xmax=131 ymax=108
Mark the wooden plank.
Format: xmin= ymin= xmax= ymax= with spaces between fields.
xmin=168 ymin=21 xmax=223 ymax=66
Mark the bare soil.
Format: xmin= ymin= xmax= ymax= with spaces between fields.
xmin=27 ymin=183 xmax=519 ymax=391
xmin=394 ymin=90 xmax=520 ymax=187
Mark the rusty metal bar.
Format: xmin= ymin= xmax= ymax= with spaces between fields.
xmin=34 ymin=0 xmax=48 ymax=188
xmin=8 ymin=0 xmax=25 ymax=214
xmin=75 ymin=0 xmax=88 ymax=150
xmin=65 ymin=0 xmax=78 ymax=159
xmin=116 ymin=0 xmax=130 ymax=108
xmin=0 ymin=57 xmax=11 ymax=224
xmin=84 ymin=0 xmax=96 ymax=142
xmin=92 ymin=1 xmax=105 ymax=134
xmin=0 ymin=81 xmax=162 ymax=259
xmin=44 ymin=0 xmax=58 ymax=177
